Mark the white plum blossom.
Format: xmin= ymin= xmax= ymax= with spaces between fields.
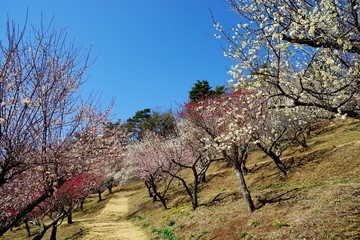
xmin=214 ymin=0 xmax=360 ymax=119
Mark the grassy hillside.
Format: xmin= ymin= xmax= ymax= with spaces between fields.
xmin=2 ymin=118 xmax=359 ymax=240
xmin=128 ymin=118 xmax=360 ymax=240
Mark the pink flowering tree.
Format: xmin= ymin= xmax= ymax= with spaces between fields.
xmin=126 ymin=132 xmax=179 ymax=209
xmin=28 ymin=173 xmax=101 ymax=240
xmin=0 ymin=19 xmax=110 ymax=236
xmin=155 ymin=120 xmax=219 ymax=210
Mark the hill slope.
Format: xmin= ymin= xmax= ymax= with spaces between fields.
xmin=128 ymin=119 xmax=360 ymax=239
xmin=1 ymin=119 xmax=359 ymax=239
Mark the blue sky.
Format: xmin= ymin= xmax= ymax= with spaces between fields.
xmin=1 ymin=1 xmax=237 ymax=121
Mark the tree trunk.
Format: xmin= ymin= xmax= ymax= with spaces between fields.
xmin=80 ymin=199 xmax=85 ymax=212
xmin=24 ymin=220 xmax=31 ymax=237
xmin=191 ymin=167 xmax=199 ymax=210
xmin=227 ymin=144 xmax=255 ymax=212
xmin=67 ymin=210 xmax=73 ymax=225
xmin=200 ymin=173 xmax=206 ymax=182
xmin=192 ymin=182 xmax=198 ymax=210
xmin=256 ymin=143 xmax=287 ymax=175
xmin=32 ymin=223 xmax=49 ymax=240
xmin=234 ymin=164 xmax=255 ymax=212
xmin=106 ymin=183 xmax=113 ymax=194
xmin=269 ymin=153 xmax=287 ymax=175
xmin=144 ymin=181 xmax=152 ymax=197
xmin=49 ymin=219 xmax=58 ymax=240
xmin=98 ymin=189 xmax=102 ymax=202
xmin=240 ymin=150 xmax=249 ymax=174
xmin=145 ymin=181 xmax=157 ymax=202
xmin=157 ymin=194 xmax=168 ymax=210
xmin=152 ymin=183 xmax=167 ymax=209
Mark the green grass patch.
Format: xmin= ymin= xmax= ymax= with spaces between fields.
xmin=151 ymin=226 xmax=180 ymax=240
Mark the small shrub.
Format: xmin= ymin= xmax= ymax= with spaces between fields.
xmin=135 ymin=215 xmax=143 ymax=221
xmin=313 ymin=207 xmax=321 ymax=215
xmin=239 ymin=230 xmax=253 ymax=239
xmin=248 ymin=219 xmax=261 ymax=227
xmin=167 ymin=220 xmax=175 ymax=226
xmin=151 ymin=227 xmax=180 ymax=240
xmin=273 ymin=219 xmax=289 ymax=228
xmin=239 ymin=230 xmax=248 ymax=238
xmin=322 ymin=229 xmax=333 ymax=239
xmin=142 ymin=222 xmax=149 ymax=228
xmin=178 ymin=224 xmax=185 ymax=229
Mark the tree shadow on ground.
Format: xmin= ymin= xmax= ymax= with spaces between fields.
xmin=254 ymin=188 xmax=300 ymax=209
xmin=202 ymin=192 xmax=240 ymax=207
xmin=287 ymin=148 xmax=328 ymax=170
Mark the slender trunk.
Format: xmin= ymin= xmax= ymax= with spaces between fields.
xmin=151 ymin=182 xmax=167 ymax=209
xmin=191 ymin=166 xmax=199 ymax=210
xmin=200 ymin=173 xmax=206 ymax=182
xmin=269 ymin=153 xmax=287 ymax=175
xmin=144 ymin=181 xmax=152 ymax=198
xmin=80 ymin=199 xmax=84 ymax=212
xmin=145 ymin=181 xmax=157 ymax=202
xmin=234 ymin=164 xmax=255 ymax=212
xmin=224 ymin=144 xmax=255 ymax=212
xmin=156 ymin=194 xmax=168 ymax=210
xmin=199 ymin=161 xmax=211 ymax=182
xmin=192 ymin=182 xmax=198 ymax=210
xmin=240 ymin=150 xmax=249 ymax=174
xmin=49 ymin=219 xmax=59 ymax=240
xmin=98 ymin=190 xmax=102 ymax=202
xmin=256 ymin=143 xmax=287 ymax=175
xmin=24 ymin=220 xmax=31 ymax=237
xmin=171 ymin=174 xmax=195 ymax=210
xmin=32 ymin=223 xmax=50 ymax=240
xmin=107 ymin=183 xmax=113 ymax=194
xmin=67 ymin=210 xmax=73 ymax=225
xmin=33 ymin=214 xmax=64 ymax=240
xmin=241 ymin=162 xmax=249 ymax=174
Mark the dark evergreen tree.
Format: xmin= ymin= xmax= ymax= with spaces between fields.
xmin=124 ymin=108 xmax=176 ymax=140
xmin=189 ymin=80 xmax=226 ymax=102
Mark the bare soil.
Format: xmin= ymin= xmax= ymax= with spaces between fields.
xmin=77 ymin=190 xmax=148 ymax=240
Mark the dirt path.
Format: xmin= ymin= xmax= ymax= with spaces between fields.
xmin=77 ymin=191 xmax=148 ymax=240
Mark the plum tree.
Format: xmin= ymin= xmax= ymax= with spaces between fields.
xmin=0 ymin=19 xmax=110 ymax=236
xmin=214 ymin=0 xmax=360 ymax=119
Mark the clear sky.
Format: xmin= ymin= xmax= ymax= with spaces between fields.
xmin=1 ymin=0 xmax=238 ymax=121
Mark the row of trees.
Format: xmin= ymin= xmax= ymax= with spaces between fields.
xmin=2 ymin=0 xmax=359 ymax=237
xmin=122 ymin=0 xmax=359 ymax=213
xmin=124 ymin=87 xmax=322 ymax=212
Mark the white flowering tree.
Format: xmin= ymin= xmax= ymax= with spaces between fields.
xmin=181 ymin=89 xmax=267 ymax=212
xmin=251 ymin=106 xmax=319 ymax=175
xmin=176 ymin=119 xmax=219 ymax=183
xmin=214 ymin=0 xmax=360 ymax=119
xmin=0 ymin=19 xmax=110 ymax=236
xmin=101 ymin=122 xmax=131 ymax=194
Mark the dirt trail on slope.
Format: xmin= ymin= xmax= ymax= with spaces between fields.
xmin=77 ymin=191 xmax=148 ymax=240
